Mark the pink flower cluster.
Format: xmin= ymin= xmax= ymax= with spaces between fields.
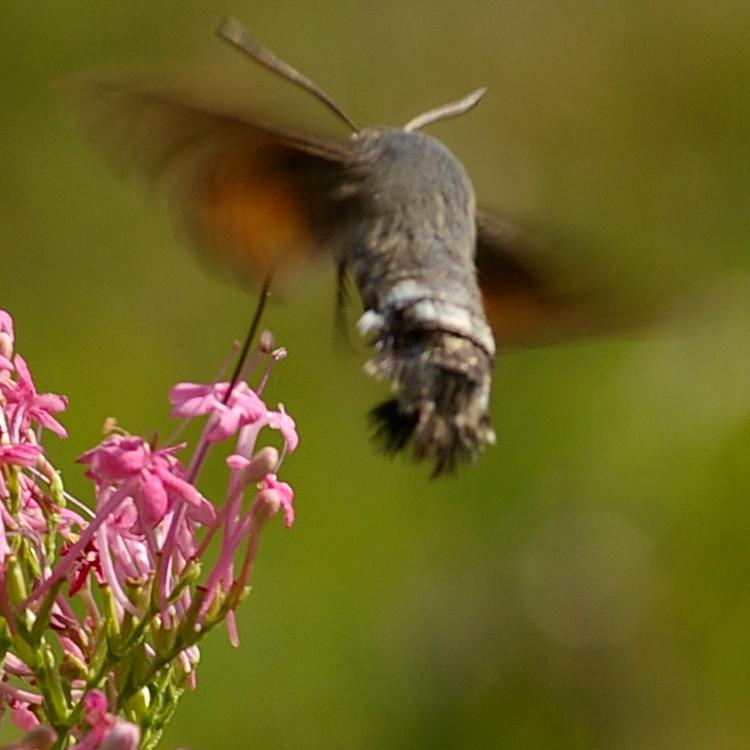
xmin=0 ymin=310 xmax=298 ymax=749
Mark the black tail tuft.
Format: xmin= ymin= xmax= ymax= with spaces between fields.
xmin=365 ymin=331 xmax=495 ymax=477
xmin=370 ymin=400 xmax=417 ymax=456
xmin=369 ymin=397 xmax=476 ymax=478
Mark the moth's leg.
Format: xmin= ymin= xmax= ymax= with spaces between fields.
xmin=333 ymin=261 xmax=355 ymax=352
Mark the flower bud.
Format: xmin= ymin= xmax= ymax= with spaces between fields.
xmin=122 ymin=687 xmax=150 ymax=720
xmin=0 ymin=333 xmax=13 ymax=361
xmin=99 ymin=722 xmax=141 ymax=750
xmin=258 ymin=330 xmax=274 ymax=353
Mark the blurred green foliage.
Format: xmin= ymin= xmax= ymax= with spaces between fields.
xmin=1 ymin=1 xmax=750 ymax=748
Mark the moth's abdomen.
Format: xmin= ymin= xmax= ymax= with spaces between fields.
xmin=358 ymin=291 xmax=496 ymax=475
xmin=347 ymin=127 xmax=496 ymax=473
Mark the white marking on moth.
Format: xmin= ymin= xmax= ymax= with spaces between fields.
xmin=362 ymin=360 xmax=381 ymax=378
xmin=382 ymin=279 xmax=435 ymax=309
xmin=357 ymin=310 xmax=385 ymax=337
xmin=410 ymin=300 xmax=496 ymax=356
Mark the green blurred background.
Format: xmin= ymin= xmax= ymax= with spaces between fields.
xmin=2 ymin=1 xmax=750 ymax=747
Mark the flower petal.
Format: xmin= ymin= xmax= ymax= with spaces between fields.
xmin=266 ymin=405 xmax=299 ymax=453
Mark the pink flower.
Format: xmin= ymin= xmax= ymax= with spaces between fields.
xmin=10 ymin=703 xmax=39 ymax=732
xmin=0 ymin=310 xmax=14 ymax=342
xmin=67 ymin=691 xmax=117 ymax=750
xmin=261 ymin=474 xmax=295 ymax=528
xmin=263 ymin=405 xmax=299 ymax=453
xmin=170 ymin=381 xmax=266 ymax=442
xmin=98 ymin=723 xmax=140 ymax=750
xmin=78 ymin=436 xmax=209 ymax=528
xmin=1 ymin=355 xmax=68 ymax=438
xmin=0 ymin=444 xmax=41 ymax=468
xmin=82 ymin=691 xmax=108 ymax=725
xmin=1 ymin=310 xmax=299 ymax=745
xmin=78 ymin=436 xmax=148 ymax=483
xmin=29 ymin=435 xmax=216 ymax=612
xmin=0 ymin=310 xmax=14 ymax=365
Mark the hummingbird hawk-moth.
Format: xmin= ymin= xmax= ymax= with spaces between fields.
xmin=69 ymin=18 xmax=620 ymax=475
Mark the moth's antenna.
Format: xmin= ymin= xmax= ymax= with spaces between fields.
xmin=216 ymin=16 xmax=360 ymax=133
xmin=403 ymin=87 xmax=487 ymax=132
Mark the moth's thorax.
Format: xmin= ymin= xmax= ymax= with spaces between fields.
xmin=348 ymin=128 xmax=476 ymax=248
xmin=350 ymin=127 xmax=474 ymax=202
xmin=345 ymin=127 xmax=492 ymax=356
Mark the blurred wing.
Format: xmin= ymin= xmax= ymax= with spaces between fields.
xmin=67 ymin=79 xmax=359 ymax=289
xmin=476 ymin=211 xmax=649 ymax=349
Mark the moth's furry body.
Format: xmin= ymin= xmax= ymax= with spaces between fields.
xmin=343 ymin=129 xmax=495 ymax=472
